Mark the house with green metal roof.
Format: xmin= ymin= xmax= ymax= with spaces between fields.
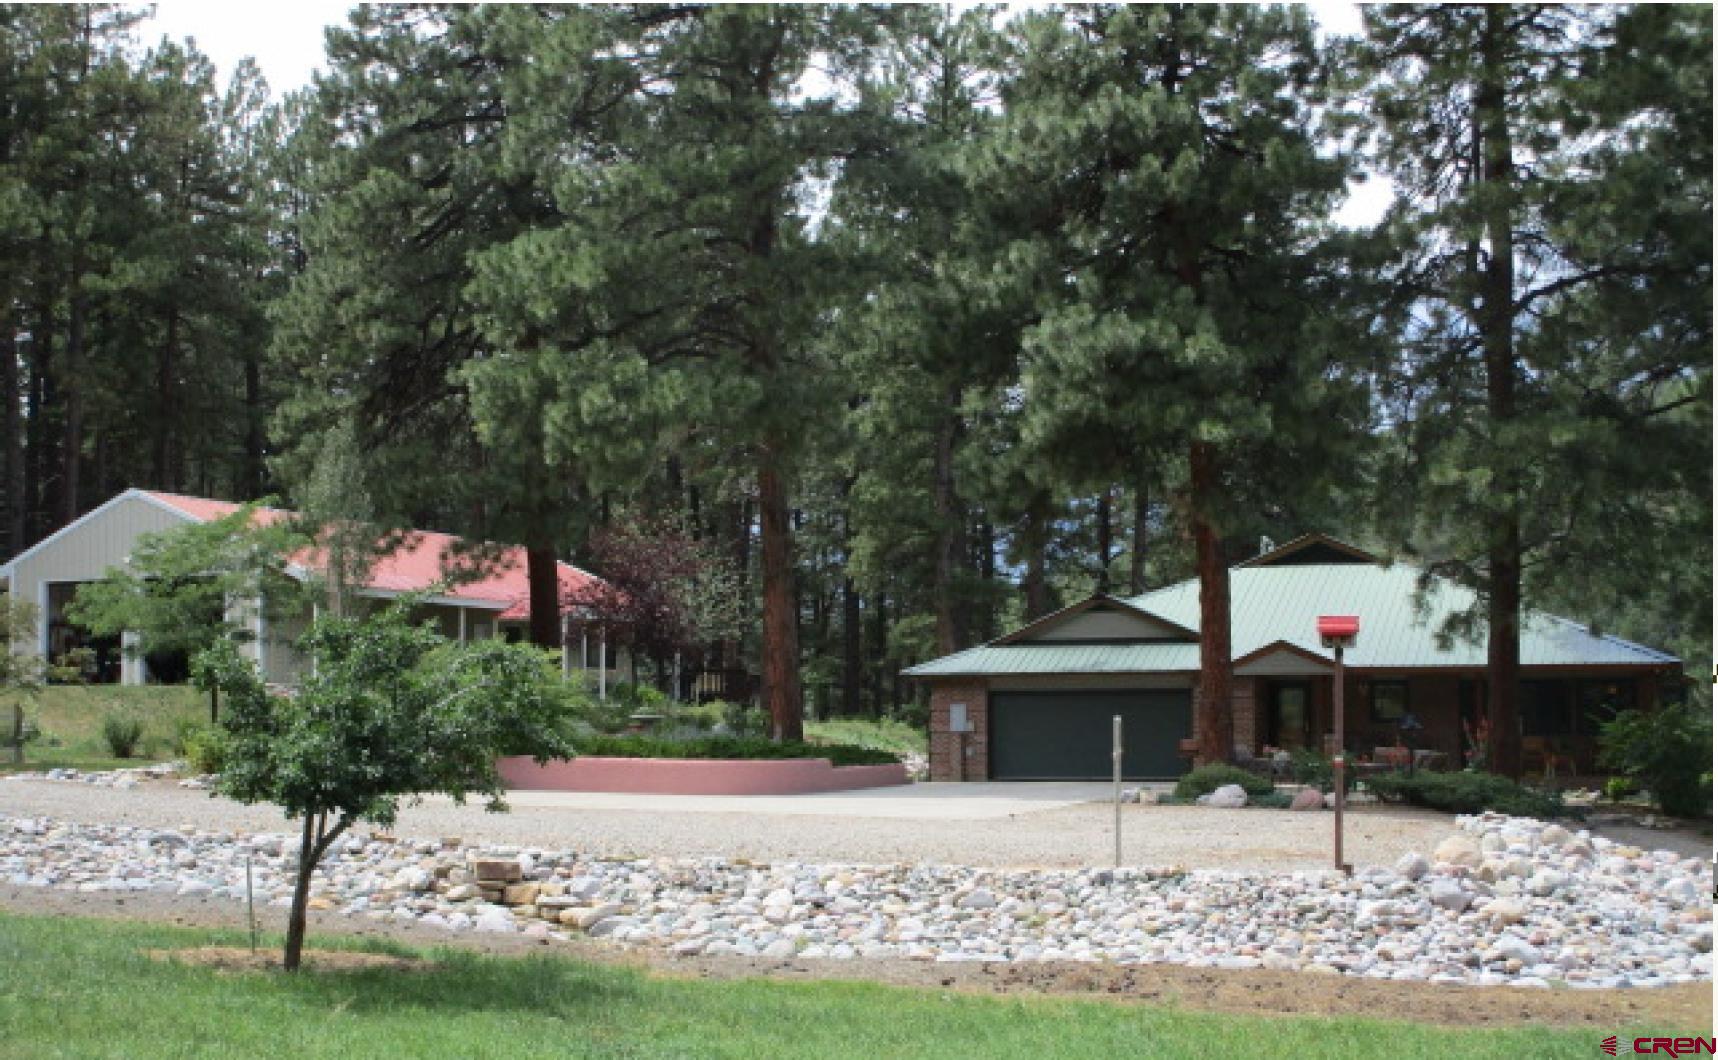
xmin=905 ymin=533 xmax=1679 ymax=782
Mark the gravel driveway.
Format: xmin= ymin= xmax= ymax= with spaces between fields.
xmin=2 ymin=778 xmax=1458 ymax=870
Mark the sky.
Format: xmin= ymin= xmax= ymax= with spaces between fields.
xmin=138 ymin=1 xmax=1390 ymax=226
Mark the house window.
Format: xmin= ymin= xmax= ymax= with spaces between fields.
xmin=1369 ymin=680 xmax=1408 ymax=723
xmin=1576 ymin=679 xmax=1628 ymax=737
xmin=1522 ymin=679 xmax=1573 ymax=736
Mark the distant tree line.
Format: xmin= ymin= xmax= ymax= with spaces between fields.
xmin=1 ymin=5 xmax=1708 ymax=767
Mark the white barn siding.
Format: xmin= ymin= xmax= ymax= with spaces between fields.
xmin=4 ymin=493 xmax=194 ymax=655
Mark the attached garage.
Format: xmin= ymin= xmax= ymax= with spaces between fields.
xmin=989 ymin=689 xmax=1191 ymax=780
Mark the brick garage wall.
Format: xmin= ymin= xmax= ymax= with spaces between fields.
xmin=928 ymin=680 xmax=989 ymax=781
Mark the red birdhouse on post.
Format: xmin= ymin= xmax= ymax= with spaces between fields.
xmin=1317 ymin=615 xmax=1359 ymax=646
xmin=1317 ymin=614 xmax=1359 ymax=875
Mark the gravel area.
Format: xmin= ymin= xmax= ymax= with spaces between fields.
xmin=4 ymin=809 xmax=1710 ymax=988
xmin=0 ymin=776 xmax=1462 ymax=871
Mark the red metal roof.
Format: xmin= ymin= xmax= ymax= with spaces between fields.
xmin=145 ymin=491 xmax=598 ymax=619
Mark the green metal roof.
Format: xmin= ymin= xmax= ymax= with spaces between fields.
xmin=1131 ymin=562 xmax=1676 ymax=670
xmin=902 ymin=641 xmax=1201 ymax=678
xmin=904 ymin=560 xmax=1678 ymax=679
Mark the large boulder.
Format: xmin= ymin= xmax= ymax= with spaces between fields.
xmin=1433 ymin=835 xmax=1483 ymax=868
xmin=1395 ymin=852 xmax=1430 ymax=880
xmin=1290 ymin=788 xmax=1325 ymax=812
xmin=1202 ymin=784 xmax=1249 ymax=809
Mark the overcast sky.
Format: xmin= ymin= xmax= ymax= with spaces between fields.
xmin=138 ymin=1 xmax=1387 ymax=225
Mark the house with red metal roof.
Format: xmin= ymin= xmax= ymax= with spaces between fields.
xmin=0 ymin=488 xmax=624 ymax=688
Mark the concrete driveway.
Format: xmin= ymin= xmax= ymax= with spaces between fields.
xmin=496 ymin=781 xmax=1159 ymax=821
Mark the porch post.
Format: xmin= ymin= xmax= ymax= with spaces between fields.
xmin=458 ymin=606 xmax=468 ymax=644
xmin=598 ymin=629 xmax=607 ymax=701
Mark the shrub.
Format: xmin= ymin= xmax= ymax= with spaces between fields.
xmin=1598 ymin=702 xmax=1712 ymax=819
xmin=572 ymin=733 xmax=899 ymax=767
xmin=100 ymin=713 xmax=144 ymax=759
xmin=1251 ymin=791 xmax=1294 ymax=809
xmin=1366 ymin=771 xmax=1575 ymax=819
xmin=182 ymin=727 xmax=227 ymax=775
xmin=1603 ymin=776 xmax=1639 ymax=804
xmin=1289 ymin=747 xmax=1358 ymax=794
xmin=1173 ymin=763 xmax=1275 ymax=802
xmin=170 ymin=717 xmax=211 ymax=757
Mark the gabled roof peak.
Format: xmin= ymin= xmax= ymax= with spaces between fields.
xmin=1237 ymin=532 xmax=1380 ymax=569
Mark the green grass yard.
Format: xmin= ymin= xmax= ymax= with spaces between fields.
xmin=1 ymin=685 xmax=203 ymax=772
xmin=0 ymin=912 xmax=1681 ymax=1059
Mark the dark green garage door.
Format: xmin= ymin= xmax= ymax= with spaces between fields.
xmin=990 ymin=689 xmax=1191 ymax=780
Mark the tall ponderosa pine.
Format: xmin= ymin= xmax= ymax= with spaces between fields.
xmin=985 ymin=6 xmax=1364 ymax=763
xmin=1362 ymin=5 xmax=1713 ymax=776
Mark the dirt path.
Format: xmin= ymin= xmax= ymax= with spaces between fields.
xmin=3 ymin=884 xmax=1707 ymax=1030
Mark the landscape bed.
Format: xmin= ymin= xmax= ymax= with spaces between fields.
xmin=498 ymin=735 xmax=909 ymax=795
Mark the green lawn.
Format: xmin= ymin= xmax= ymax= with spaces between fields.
xmin=1 ymin=684 xmax=203 ymax=772
xmin=804 ymin=716 xmax=927 ymax=758
xmin=0 ymin=912 xmax=1673 ymax=1059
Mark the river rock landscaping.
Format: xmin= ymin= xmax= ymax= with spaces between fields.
xmin=1 ymin=802 xmax=1709 ymax=989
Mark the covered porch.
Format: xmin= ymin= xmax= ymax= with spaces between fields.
xmin=1234 ymin=660 xmax=1667 ymax=777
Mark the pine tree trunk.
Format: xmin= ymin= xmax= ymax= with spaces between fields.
xmin=243 ymin=350 xmax=265 ymax=498
xmin=931 ymin=396 xmax=965 ymax=653
xmin=1130 ymin=482 xmax=1149 ymax=595
xmin=1190 ymin=441 xmax=1234 ymax=765
xmin=60 ymin=273 xmax=84 ymax=525
xmin=153 ymin=307 xmax=179 ymax=491
xmin=526 ymin=540 xmax=562 ymax=650
xmin=757 ymin=445 xmax=802 ymax=741
xmin=1094 ymin=487 xmax=1113 ymax=594
xmin=1022 ymin=497 xmax=1052 ymax=621
xmin=1477 ymin=6 xmax=1523 ymax=780
xmin=842 ymin=576 xmax=861 ymax=716
xmin=283 ymin=813 xmax=316 ymax=972
xmin=25 ymin=299 xmax=53 ymax=545
xmin=1 ymin=320 xmax=22 ymax=556
xmin=976 ymin=519 xmax=997 ymax=641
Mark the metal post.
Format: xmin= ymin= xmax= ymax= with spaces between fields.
xmin=246 ymin=851 xmax=258 ymax=954
xmin=1333 ymin=643 xmax=1349 ymax=875
xmin=1112 ymin=714 xmax=1123 ymax=868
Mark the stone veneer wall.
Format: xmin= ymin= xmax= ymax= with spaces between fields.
xmin=928 ymin=680 xmax=988 ymax=781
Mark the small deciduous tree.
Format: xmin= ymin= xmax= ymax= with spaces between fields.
xmin=66 ymin=504 xmax=305 ymax=721
xmin=203 ymin=600 xmax=579 ymax=971
xmin=0 ymin=596 xmax=46 ymax=764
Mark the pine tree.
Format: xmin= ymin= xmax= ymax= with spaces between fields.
xmin=1362 ymin=4 xmax=1712 ymax=775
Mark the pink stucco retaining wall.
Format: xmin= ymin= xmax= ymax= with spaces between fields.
xmin=496 ymin=755 xmax=910 ymax=796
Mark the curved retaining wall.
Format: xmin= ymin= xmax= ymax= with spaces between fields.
xmin=496 ymin=755 xmax=910 ymax=796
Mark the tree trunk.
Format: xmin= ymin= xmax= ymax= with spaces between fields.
xmin=842 ymin=576 xmax=861 ymax=716
xmin=931 ymin=395 xmax=965 ymax=653
xmin=60 ymin=271 xmax=85 ymax=524
xmin=1021 ymin=496 xmax=1053 ymax=621
xmin=1094 ymin=487 xmax=1113 ymax=594
xmin=25 ymin=298 xmax=53 ymax=545
xmin=1130 ymin=482 xmax=1150 ymax=595
xmin=975 ymin=519 xmax=997 ymax=641
xmin=1189 ymin=441 xmax=1233 ymax=765
xmin=757 ymin=445 xmax=802 ymax=740
xmin=1478 ymin=7 xmax=1523 ymax=780
xmin=283 ymin=813 xmax=316 ymax=972
xmin=243 ymin=349 xmax=265 ymax=498
xmin=153 ymin=308 xmax=179 ymax=491
xmin=525 ymin=540 xmax=562 ymax=650
xmin=1 ymin=321 xmax=22 ymax=556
